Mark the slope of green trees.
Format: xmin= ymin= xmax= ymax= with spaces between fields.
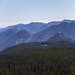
xmin=0 ymin=43 xmax=75 ymax=75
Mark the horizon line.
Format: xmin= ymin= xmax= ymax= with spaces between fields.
xmin=0 ymin=19 xmax=75 ymax=28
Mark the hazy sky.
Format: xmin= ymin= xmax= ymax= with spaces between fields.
xmin=0 ymin=0 xmax=75 ymax=27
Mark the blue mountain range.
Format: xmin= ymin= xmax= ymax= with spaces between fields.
xmin=0 ymin=20 xmax=75 ymax=50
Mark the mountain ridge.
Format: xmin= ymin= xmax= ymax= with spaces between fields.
xmin=0 ymin=19 xmax=75 ymax=51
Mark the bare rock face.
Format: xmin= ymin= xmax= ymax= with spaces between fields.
xmin=47 ymin=32 xmax=73 ymax=42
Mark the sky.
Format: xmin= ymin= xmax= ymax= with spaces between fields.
xmin=0 ymin=0 xmax=75 ymax=27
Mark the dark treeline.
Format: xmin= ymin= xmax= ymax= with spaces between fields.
xmin=0 ymin=46 xmax=75 ymax=75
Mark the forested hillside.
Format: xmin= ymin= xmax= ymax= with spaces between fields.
xmin=0 ymin=44 xmax=75 ymax=75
